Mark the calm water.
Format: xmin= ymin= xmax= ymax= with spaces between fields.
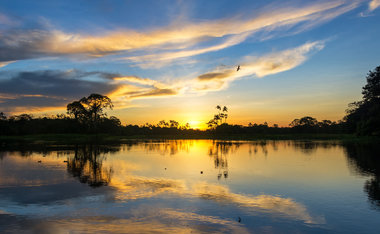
xmin=0 ymin=140 xmax=379 ymax=233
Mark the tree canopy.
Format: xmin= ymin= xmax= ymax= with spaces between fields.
xmin=345 ymin=65 xmax=380 ymax=135
xmin=67 ymin=93 xmax=113 ymax=132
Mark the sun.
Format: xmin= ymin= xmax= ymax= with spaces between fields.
xmin=187 ymin=120 xmax=206 ymax=130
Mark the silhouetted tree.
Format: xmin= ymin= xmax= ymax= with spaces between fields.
xmin=158 ymin=120 xmax=169 ymax=128
xmin=9 ymin=114 xmax=33 ymax=121
xmin=67 ymin=101 xmax=86 ymax=121
xmin=67 ymin=93 xmax=113 ymax=132
xmin=0 ymin=112 xmax=6 ymax=121
xmin=290 ymin=116 xmax=318 ymax=127
xmin=169 ymin=120 xmax=179 ymax=128
xmin=344 ymin=66 xmax=380 ymax=135
xmin=207 ymin=105 xmax=229 ymax=129
xmin=81 ymin=94 xmax=113 ymax=130
xmin=362 ymin=66 xmax=380 ymax=102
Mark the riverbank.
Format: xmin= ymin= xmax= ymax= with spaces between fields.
xmin=1 ymin=133 xmax=378 ymax=145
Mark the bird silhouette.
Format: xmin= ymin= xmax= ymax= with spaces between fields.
xmin=237 ymin=65 xmax=240 ymax=71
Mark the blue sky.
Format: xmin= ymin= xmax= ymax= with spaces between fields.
xmin=0 ymin=0 xmax=379 ymax=128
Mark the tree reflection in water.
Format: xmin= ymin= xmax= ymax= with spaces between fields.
xmin=66 ymin=145 xmax=117 ymax=187
xmin=344 ymin=142 xmax=380 ymax=209
xmin=2 ymin=139 xmax=379 ymax=209
xmin=208 ymin=141 xmax=241 ymax=180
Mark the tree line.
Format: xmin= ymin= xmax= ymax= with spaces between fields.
xmin=0 ymin=65 xmax=379 ymax=137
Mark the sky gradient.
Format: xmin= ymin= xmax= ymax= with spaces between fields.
xmin=0 ymin=0 xmax=379 ymax=129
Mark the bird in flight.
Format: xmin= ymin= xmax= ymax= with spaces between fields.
xmin=237 ymin=65 xmax=241 ymax=71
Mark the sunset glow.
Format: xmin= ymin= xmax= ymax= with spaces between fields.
xmin=0 ymin=0 xmax=379 ymax=126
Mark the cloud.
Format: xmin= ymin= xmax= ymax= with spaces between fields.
xmin=115 ymin=41 xmax=326 ymax=100
xmin=128 ymin=88 xmax=178 ymax=99
xmin=198 ymin=71 xmax=234 ymax=81
xmin=193 ymin=41 xmax=324 ymax=92
xmin=0 ymin=69 xmax=179 ymax=113
xmin=113 ymin=76 xmax=158 ymax=86
xmin=123 ymin=33 xmax=251 ymax=68
xmin=359 ymin=0 xmax=379 ymax=16
xmin=0 ymin=70 xmax=119 ymax=113
xmin=0 ymin=40 xmax=325 ymax=114
xmin=0 ymin=61 xmax=14 ymax=68
xmin=0 ymin=13 xmax=19 ymax=27
xmin=122 ymin=0 xmax=359 ymax=67
xmin=369 ymin=0 xmax=380 ymax=11
xmin=0 ymin=0 xmax=360 ymax=65
xmin=0 ymin=70 xmax=118 ymax=97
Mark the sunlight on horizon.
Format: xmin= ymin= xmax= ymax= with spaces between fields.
xmin=0 ymin=0 xmax=378 ymax=126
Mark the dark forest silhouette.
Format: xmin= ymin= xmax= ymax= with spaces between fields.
xmin=0 ymin=65 xmax=379 ymax=137
xmin=344 ymin=65 xmax=380 ymax=135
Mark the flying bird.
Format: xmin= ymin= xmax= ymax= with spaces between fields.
xmin=237 ymin=65 xmax=241 ymax=71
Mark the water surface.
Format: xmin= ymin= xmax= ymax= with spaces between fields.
xmin=0 ymin=140 xmax=379 ymax=233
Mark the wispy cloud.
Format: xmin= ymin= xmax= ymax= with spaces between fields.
xmin=369 ymin=0 xmax=380 ymax=11
xmin=192 ymin=41 xmax=325 ymax=92
xmin=0 ymin=0 xmax=361 ymax=66
xmin=0 ymin=41 xmax=325 ymax=114
xmin=0 ymin=13 xmax=19 ymax=27
xmin=359 ymin=0 xmax=380 ymax=16
xmin=0 ymin=61 xmax=14 ymax=68
xmin=123 ymin=33 xmax=251 ymax=68
xmin=108 ymin=41 xmax=325 ymax=106
xmin=122 ymin=0 xmax=359 ymax=67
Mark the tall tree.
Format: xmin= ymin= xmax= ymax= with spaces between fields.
xmin=67 ymin=101 xmax=86 ymax=120
xmin=80 ymin=94 xmax=113 ymax=123
xmin=67 ymin=93 xmax=113 ymax=132
xmin=0 ymin=112 xmax=6 ymax=121
xmin=362 ymin=66 xmax=380 ymax=102
xmin=345 ymin=66 xmax=380 ymax=135
xmin=207 ymin=105 xmax=229 ymax=129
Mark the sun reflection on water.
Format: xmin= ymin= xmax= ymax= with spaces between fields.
xmin=1 ymin=140 xmax=379 ymax=233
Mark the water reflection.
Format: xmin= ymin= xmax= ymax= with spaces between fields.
xmin=67 ymin=145 xmax=115 ymax=187
xmin=192 ymin=182 xmax=319 ymax=224
xmin=1 ymin=140 xmax=380 ymax=233
xmin=121 ymin=139 xmax=193 ymax=155
xmin=208 ymin=141 xmax=241 ymax=179
xmin=344 ymin=142 xmax=380 ymax=209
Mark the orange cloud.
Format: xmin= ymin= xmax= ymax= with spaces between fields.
xmin=0 ymin=61 xmax=14 ymax=68
xmin=192 ymin=41 xmax=324 ymax=92
xmin=369 ymin=0 xmax=380 ymax=11
xmin=0 ymin=0 xmax=360 ymax=66
xmin=104 ymin=41 xmax=325 ymax=108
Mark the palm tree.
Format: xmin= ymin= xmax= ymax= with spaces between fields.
xmin=222 ymin=106 xmax=228 ymax=123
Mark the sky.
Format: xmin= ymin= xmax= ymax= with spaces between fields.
xmin=0 ymin=0 xmax=379 ymax=129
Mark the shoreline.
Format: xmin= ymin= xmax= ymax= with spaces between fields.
xmin=1 ymin=133 xmax=378 ymax=145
